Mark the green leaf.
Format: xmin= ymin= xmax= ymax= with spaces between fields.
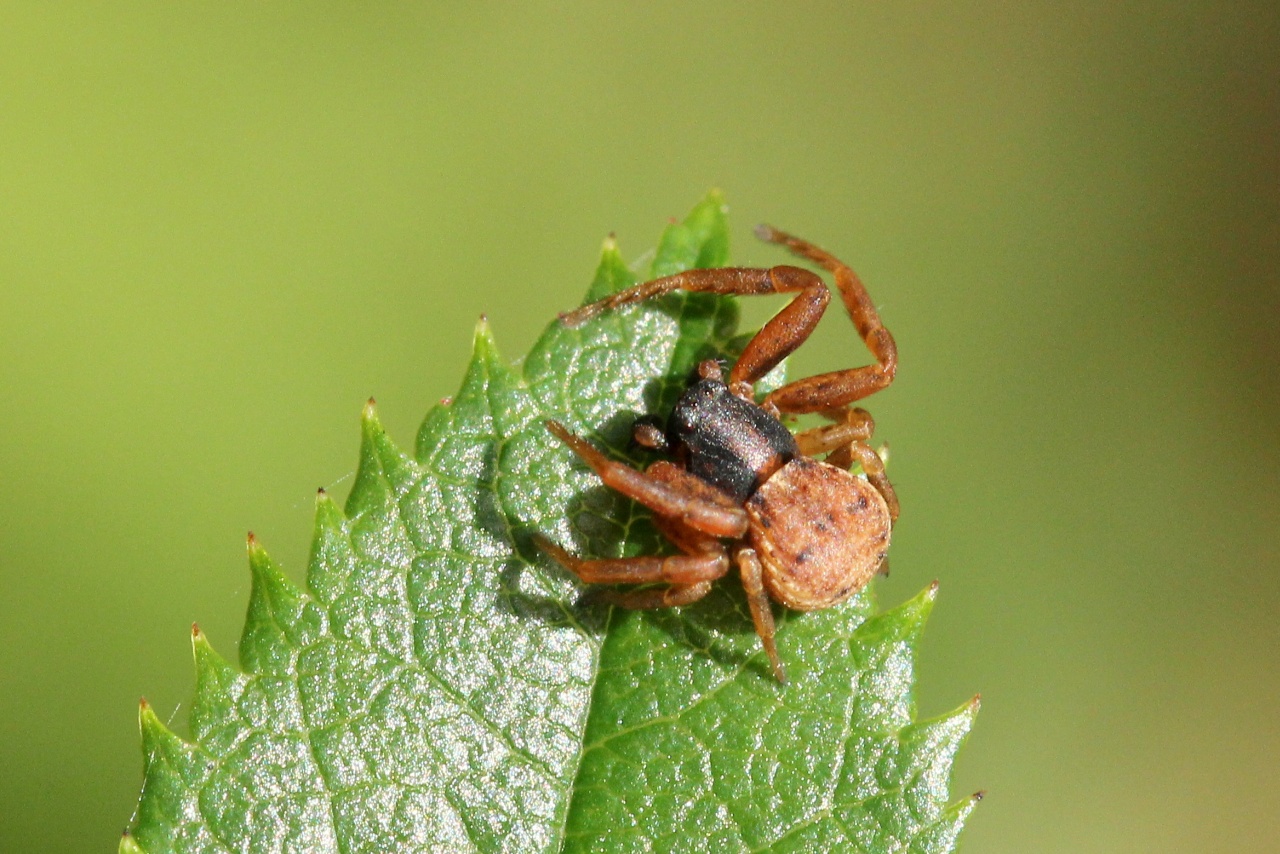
xmin=125 ymin=193 xmax=979 ymax=853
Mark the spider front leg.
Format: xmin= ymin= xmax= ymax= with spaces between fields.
xmin=546 ymin=420 xmax=748 ymax=538
xmin=754 ymin=225 xmax=898 ymax=415
xmin=535 ymin=537 xmax=728 ymax=610
xmin=535 ymin=466 xmax=732 ymax=612
xmin=558 ymin=265 xmax=833 ymax=400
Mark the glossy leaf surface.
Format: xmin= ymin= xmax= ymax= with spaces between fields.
xmin=125 ymin=194 xmax=978 ymax=853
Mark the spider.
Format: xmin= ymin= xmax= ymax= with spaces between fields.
xmin=537 ymin=225 xmax=899 ymax=682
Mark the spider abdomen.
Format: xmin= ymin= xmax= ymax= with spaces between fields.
xmin=746 ymin=457 xmax=891 ymax=611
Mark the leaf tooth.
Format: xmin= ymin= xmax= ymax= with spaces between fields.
xmin=652 ymin=189 xmax=731 ymax=276
xmin=189 ymin=623 xmax=247 ymax=750
xmin=427 ymin=323 xmax=501 ymax=446
xmin=905 ymin=787 xmax=983 ymax=853
xmin=469 ymin=314 xmax=509 ymax=380
xmin=414 ymin=396 xmax=455 ymax=462
xmin=118 ymin=830 xmax=146 ymax=854
xmin=350 ymin=398 xmax=418 ymax=514
xmin=891 ymin=697 xmax=981 ymax=821
xmin=247 ymin=533 xmax=304 ymax=608
xmin=307 ymin=488 xmax=357 ymax=604
xmin=420 ymin=314 xmax=536 ymax=469
xmin=472 ymin=313 xmax=497 ymax=362
xmin=191 ymin=622 xmax=236 ymax=682
xmin=241 ymin=532 xmax=312 ymax=674
xmin=581 ymin=233 xmax=637 ymax=303
xmin=847 ymin=585 xmax=939 ymax=732
xmin=467 ymin=316 xmax=532 ymax=438
xmin=860 ymin=582 xmax=938 ymax=645
xmin=691 ymin=189 xmax=730 ymax=269
xmin=135 ymin=698 xmax=213 ymax=842
xmin=139 ymin=698 xmax=202 ymax=777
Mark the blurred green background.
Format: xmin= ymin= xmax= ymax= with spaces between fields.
xmin=2 ymin=3 xmax=1277 ymax=851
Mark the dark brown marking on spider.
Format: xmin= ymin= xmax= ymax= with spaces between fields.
xmin=541 ymin=226 xmax=899 ymax=682
xmin=667 ymin=366 xmax=798 ymax=502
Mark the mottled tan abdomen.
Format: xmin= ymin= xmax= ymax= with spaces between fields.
xmin=745 ymin=457 xmax=891 ymax=611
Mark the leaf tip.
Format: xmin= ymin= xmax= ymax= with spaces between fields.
xmin=969 ymin=692 xmax=982 ymax=713
xmin=246 ymin=531 xmax=264 ymax=557
xmin=191 ymin=622 xmax=221 ymax=660
xmin=972 ymin=789 xmax=986 ymax=803
xmin=119 ymin=829 xmax=144 ymax=854
xmin=314 ymin=487 xmax=342 ymax=519
xmin=362 ymin=397 xmax=380 ymax=424
xmin=137 ymin=696 xmax=169 ymax=740
xmin=247 ymin=534 xmax=286 ymax=589
xmin=471 ymin=314 xmax=500 ymax=362
xmin=247 ymin=533 xmax=282 ymax=575
xmin=906 ymin=581 xmax=947 ymax=622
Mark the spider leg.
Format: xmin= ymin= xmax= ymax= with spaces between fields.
xmin=736 ymin=546 xmax=785 ymax=683
xmin=651 ymin=512 xmax=724 ymax=557
xmin=589 ymin=509 xmax=728 ymax=608
xmin=536 ymin=536 xmax=730 ymax=585
xmin=843 ymin=439 xmax=900 ymax=525
xmin=754 ymin=225 xmax=898 ymax=414
xmin=536 ymin=532 xmax=724 ymax=611
xmin=793 ymin=407 xmax=899 ymax=525
xmin=557 ymin=265 xmax=831 ymax=397
xmin=793 ymin=406 xmax=876 ymax=456
xmin=546 ymin=420 xmax=748 ymax=538
xmin=602 ymin=581 xmax=716 ymax=610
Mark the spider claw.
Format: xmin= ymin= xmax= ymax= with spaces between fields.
xmin=761 ymin=636 xmax=787 ymax=683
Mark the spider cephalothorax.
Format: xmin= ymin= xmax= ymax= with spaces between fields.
xmin=538 ymin=226 xmax=899 ymax=682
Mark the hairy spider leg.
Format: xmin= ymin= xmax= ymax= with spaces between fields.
xmin=754 ymin=224 xmax=898 ymax=414
xmin=793 ymin=407 xmax=877 ymax=456
xmin=558 ymin=227 xmax=896 ymax=415
xmin=545 ymin=420 xmax=748 ymax=538
xmin=736 ymin=546 xmax=786 ymax=683
xmin=536 ymin=535 xmax=728 ymax=585
xmin=596 ymin=581 xmax=716 ymax=610
xmin=535 ymin=537 xmax=720 ymax=610
xmin=558 ymin=265 xmax=831 ymax=398
xmin=844 ymin=441 xmax=900 ymax=525
xmin=792 ymin=406 xmax=899 ymax=525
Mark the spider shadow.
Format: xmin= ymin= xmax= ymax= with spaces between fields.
xmin=473 ymin=301 xmax=767 ymax=668
xmin=490 ymin=445 xmax=770 ymax=678
xmin=470 ymin=407 xmax=646 ymax=635
xmin=620 ymin=583 xmax=776 ymax=679
xmin=463 ymin=440 xmax=613 ymax=637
